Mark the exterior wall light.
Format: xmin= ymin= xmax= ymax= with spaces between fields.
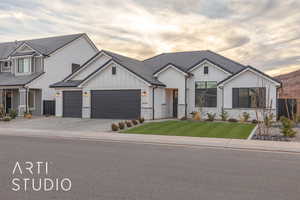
xmin=141 ymin=91 xmax=147 ymax=96
xmin=55 ymin=92 xmax=61 ymax=97
xmin=83 ymin=91 xmax=89 ymax=96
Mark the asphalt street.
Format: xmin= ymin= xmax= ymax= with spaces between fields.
xmin=0 ymin=135 xmax=299 ymax=200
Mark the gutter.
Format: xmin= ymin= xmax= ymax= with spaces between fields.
xmin=185 ymin=76 xmax=187 ymax=118
xmin=152 ymin=87 xmax=155 ymax=120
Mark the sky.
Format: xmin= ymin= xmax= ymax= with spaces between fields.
xmin=0 ymin=0 xmax=300 ymax=76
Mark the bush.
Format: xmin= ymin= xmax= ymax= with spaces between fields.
xmin=118 ymin=122 xmax=125 ymax=130
xmin=280 ymin=117 xmax=296 ymax=137
xmin=180 ymin=116 xmax=187 ymax=120
xmin=206 ymin=113 xmax=216 ymax=121
xmin=228 ymin=118 xmax=238 ymax=123
xmin=9 ymin=109 xmax=17 ymax=119
xmin=296 ymin=115 xmax=300 ymax=124
xmin=111 ymin=123 xmax=119 ymax=131
xmin=219 ymin=110 xmax=228 ymax=121
xmin=3 ymin=116 xmax=12 ymax=122
xmin=125 ymin=121 xmax=132 ymax=128
xmin=132 ymin=120 xmax=138 ymax=125
xmin=242 ymin=112 xmax=250 ymax=122
xmin=138 ymin=117 xmax=145 ymax=123
xmin=251 ymin=119 xmax=258 ymax=124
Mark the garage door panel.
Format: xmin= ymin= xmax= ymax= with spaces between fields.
xmin=63 ymin=91 xmax=82 ymax=118
xmin=91 ymin=90 xmax=140 ymax=119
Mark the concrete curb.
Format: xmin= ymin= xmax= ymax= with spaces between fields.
xmin=0 ymin=128 xmax=300 ymax=154
xmin=247 ymin=125 xmax=258 ymax=140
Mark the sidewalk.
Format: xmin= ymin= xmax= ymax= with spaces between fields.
xmin=0 ymin=127 xmax=300 ymax=153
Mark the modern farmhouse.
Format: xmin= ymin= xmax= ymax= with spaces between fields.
xmin=51 ymin=49 xmax=281 ymax=120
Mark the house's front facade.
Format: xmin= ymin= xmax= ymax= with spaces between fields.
xmin=52 ymin=50 xmax=281 ymax=120
xmin=0 ymin=33 xmax=98 ymax=116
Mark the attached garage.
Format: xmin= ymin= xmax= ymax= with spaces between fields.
xmin=63 ymin=91 xmax=82 ymax=118
xmin=91 ymin=90 xmax=141 ymax=119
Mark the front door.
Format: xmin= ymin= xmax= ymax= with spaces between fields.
xmin=173 ymin=90 xmax=178 ymax=118
xmin=5 ymin=91 xmax=12 ymax=113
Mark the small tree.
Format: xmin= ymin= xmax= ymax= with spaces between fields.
xmin=280 ymin=117 xmax=296 ymax=137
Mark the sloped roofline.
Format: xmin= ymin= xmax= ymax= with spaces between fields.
xmin=218 ymin=66 xmax=282 ymax=87
xmin=153 ymin=63 xmax=188 ymax=76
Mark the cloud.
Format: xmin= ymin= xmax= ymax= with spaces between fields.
xmin=0 ymin=0 xmax=300 ymax=75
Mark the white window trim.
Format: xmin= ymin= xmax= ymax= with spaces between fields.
xmin=16 ymin=57 xmax=32 ymax=75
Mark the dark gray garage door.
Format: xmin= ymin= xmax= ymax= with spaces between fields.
xmin=91 ymin=90 xmax=141 ymax=119
xmin=63 ymin=91 xmax=82 ymax=118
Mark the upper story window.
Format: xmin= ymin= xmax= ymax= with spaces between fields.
xmin=232 ymin=88 xmax=266 ymax=108
xmin=195 ymin=81 xmax=217 ymax=107
xmin=18 ymin=58 xmax=31 ymax=73
xmin=204 ymin=66 xmax=209 ymax=74
xmin=112 ymin=66 xmax=116 ymax=75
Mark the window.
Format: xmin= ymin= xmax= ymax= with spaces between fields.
xmin=204 ymin=66 xmax=209 ymax=74
xmin=4 ymin=61 xmax=11 ymax=67
xmin=195 ymin=81 xmax=217 ymax=107
xmin=18 ymin=58 xmax=31 ymax=73
xmin=112 ymin=66 xmax=116 ymax=75
xmin=28 ymin=90 xmax=35 ymax=109
xmin=232 ymin=88 xmax=266 ymax=108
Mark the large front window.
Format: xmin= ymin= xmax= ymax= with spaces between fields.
xmin=18 ymin=58 xmax=31 ymax=73
xmin=232 ymin=88 xmax=266 ymax=108
xmin=195 ymin=81 xmax=217 ymax=107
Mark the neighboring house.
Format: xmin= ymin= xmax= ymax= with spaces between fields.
xmin=0 ymin=33 xmax=98 ymax=116
xmin=51 ymin=50 xmax=281 ymax=120
xmin=275 ymin=69 xmax=300 ymax=116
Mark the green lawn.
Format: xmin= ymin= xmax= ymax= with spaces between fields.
xmin=122 ymin=120 xmax=255 ymax=139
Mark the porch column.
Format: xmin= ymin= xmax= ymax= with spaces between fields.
xmin=82 ymin=89 xmax=91 ymax=118
xmin=18 ymin=88 xmax=27 ymax=116
xmin=0 ymin=89 xmax=3 ymax=108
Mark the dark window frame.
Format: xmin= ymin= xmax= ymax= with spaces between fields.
xmin=232 ymin=87 xmax=266 ymax=108
xmin=195 ymin=81 xmax=217 ymax=108
xmin=112 ymin=66 xmax=116 ymax=75
xmin=204 ymin=66 xmax=209 ymax=74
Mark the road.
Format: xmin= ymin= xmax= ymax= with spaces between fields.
xmin=0 ymin=135 xmax=299 ymax=200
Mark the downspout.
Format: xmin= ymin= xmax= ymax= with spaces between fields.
xmin=152 ymin=87 xmax=155 ymax=120
xmin=25 ymin=87 xmax=28 ymax=114
xmin=185 ymin=76 xmax=187 ymax=118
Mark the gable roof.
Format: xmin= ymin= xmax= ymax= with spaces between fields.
xmin=218 ymin=66 xmax=282 ymax=86
xmin=144 ymin=50 xmax=245 ymax=74
xmin=101 ymin=50 xmax=165 ymax=86
xmin=0 ymin=33 xmax=86 ymax=60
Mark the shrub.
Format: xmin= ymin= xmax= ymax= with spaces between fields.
xmin=180 ymin=116 xmax=187 ymax=120
xmin=138 ymin=117 xmax=145 ymax=123
xmin=3 ymin=116 xmax=12 ymax=122
xmin=0 ymin=105 xmax=4 ymax=119
xmin=280 ymin=116 xmax=296 ymax=137
xmin=131 ymin=120 xmax=138 ymax=125
xmin=242 ymin=112 xmax=250 ymax=122
xmin=251 ymin=119 xmax=258 ymax=124
xmin=9 ymin=109 xmax=17 ymax=119
xmin=296 ymin=115 xmax=300 ymax=124
xmin=228 ymin=118 xmax=238 ymax=123
xmin=219 ymin=110 xmax=228 ymax=121
xmin=118 ymin=122 xmax=125 ymax=130
xmin=125 ymin=121 xmax=132 ymax=128
xmin=264 ymin=113 xmax=274 ymax=127
xmin=206 ymin=113 xmax=216 ymax=121
xmin=111 ymin=123 xmax=119 ymax=131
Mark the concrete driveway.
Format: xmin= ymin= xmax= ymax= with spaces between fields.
xmin=0 ymin=116 xmax=119 ymax=132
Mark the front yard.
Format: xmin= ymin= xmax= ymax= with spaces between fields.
xmin=122 ymin=120 xmax=255 ymax=139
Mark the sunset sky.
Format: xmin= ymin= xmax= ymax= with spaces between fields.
xmin=0 ymin=0 xmax=300 ymax=76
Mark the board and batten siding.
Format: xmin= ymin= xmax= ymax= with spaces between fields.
xmin=187 ymin=61 xmax=230 ymax=118
xmin=71 ymin=53 xmax=111 ymax=80
xmin=223 ymin=70 xmax=277 ymax=119
xmin=80 ymin=63 xmax=153 ymax=119
xmin=156 ymin=66 xmax=186 ymax=118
